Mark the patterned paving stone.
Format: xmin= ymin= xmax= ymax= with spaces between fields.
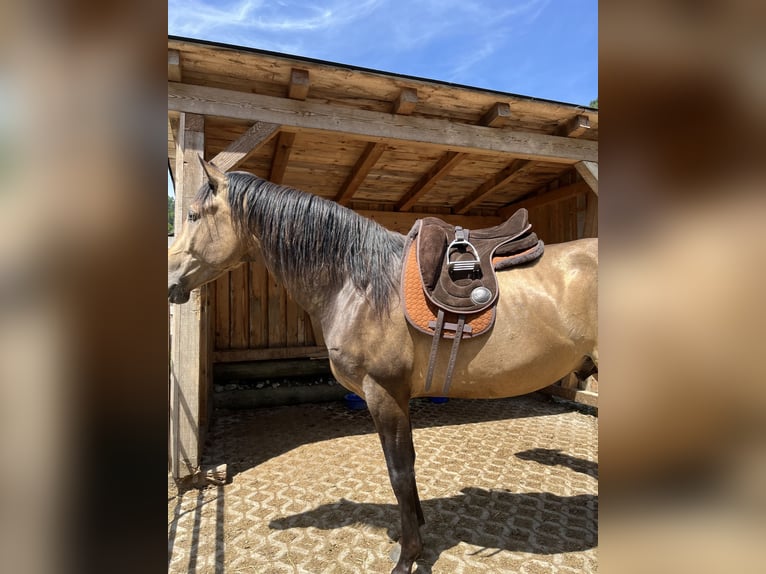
xmin=169 ymin=394 xmax=597 ymax=573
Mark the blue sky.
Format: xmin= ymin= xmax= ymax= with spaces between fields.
xmin=168 ymin=0 xmax=597 ymax=196
xmin=169 ymin=0 xmax=597 ymax=104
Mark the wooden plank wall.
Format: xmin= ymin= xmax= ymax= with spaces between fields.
xmin=212 ymin=260 xmax=319 ymax=360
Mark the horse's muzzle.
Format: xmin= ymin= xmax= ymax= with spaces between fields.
xmin=168 ymin=283 xmax=190 ymax=304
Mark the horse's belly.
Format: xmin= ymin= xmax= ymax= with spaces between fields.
xmin=408 ymin=327 xmax=582 ymax=398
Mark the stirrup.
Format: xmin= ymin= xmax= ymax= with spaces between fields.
xmin=447 ymin=227 xmax=481 ymax=276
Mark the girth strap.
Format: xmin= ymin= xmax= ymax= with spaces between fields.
xmin=424 ymin=309 xmax=445 ymax=393
xmin=444 ymin=315 xmax=466 ymax=395
xmin=423 ymin=310 xmax=467 ymax=396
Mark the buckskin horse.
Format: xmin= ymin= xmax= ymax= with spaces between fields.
xmin=168 ymin=160 xmax=598 ymax=574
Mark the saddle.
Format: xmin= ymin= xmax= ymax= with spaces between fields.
xmin=401 ymin=208 xmax=544 ymax=395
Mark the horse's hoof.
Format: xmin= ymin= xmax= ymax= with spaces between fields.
xmin=389 ymin=542 xmax=401 ymax=563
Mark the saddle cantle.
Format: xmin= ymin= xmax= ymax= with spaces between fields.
xmin=401 ymin=208 xmax=544 ymax=395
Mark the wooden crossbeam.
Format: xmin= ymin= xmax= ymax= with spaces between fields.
xmin=393 ymin=88 xmax=418 ymax=115
xmin=454 ymin=159 xmax=532 ymax=214
xmin=583 ymin=188 xmax=598 ymax=237
xmin=480 ymin=102 xmax=512 ymax=127
xmin=334 ymin=142 xmax=387 ymax=205
xmin=556 ymin=114 xmax=590 ymax=137
xmin=168 ymin=82 xmax=598 ymax=163
xmin=210 ymin=121 xmax=280 ymax=172
xmin=288 ymin=68 xmax=310 ymax=100
xmin=396 ymin=151 xmax=466 ymax=211
xmin=575 ymin=160 xmax=598 ymax=195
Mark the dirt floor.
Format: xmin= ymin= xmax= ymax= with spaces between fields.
xmin=168 ymin=393 xmax=598 ymax=573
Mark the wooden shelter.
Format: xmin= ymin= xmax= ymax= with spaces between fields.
xmin=168 ymin=36 xmax=598 ymax=479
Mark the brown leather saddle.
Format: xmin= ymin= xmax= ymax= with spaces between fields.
xmin=401 ymin=208 xmax=544 ymax=395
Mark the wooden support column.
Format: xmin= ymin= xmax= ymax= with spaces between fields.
xmin=575 ymin=160 xmax=598 ymax=237
xmin=575 ymin=160 xmax=598 ymax=195
xmin=170 ymin=112 xmax=210 ymax=480
xmin=582 ymin=186 xmax=598 ymax=238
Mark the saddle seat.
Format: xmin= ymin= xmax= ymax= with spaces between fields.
xmin=401 ymin=208 xmax=544 ymax=394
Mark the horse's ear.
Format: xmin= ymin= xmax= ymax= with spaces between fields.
xmin=198 ymin=156 xmax=227 ymax=194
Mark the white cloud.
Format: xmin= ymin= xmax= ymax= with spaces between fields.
xmin=169 ymin=0 xmax=384 ymax=36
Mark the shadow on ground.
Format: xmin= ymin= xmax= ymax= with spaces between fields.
xmin=269 ymin=486 xmax=597 ymax=574
xmin=202 ymin=394 xmax=578 ymax=480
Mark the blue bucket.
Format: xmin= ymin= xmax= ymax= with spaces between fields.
xmin=344 ymin=393 xmax=367 ymax=410
xmin=429 ymin=397 xmax=449 ymax=404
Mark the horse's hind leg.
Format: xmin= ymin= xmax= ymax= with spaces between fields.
xmin=363 ymin=377 xmax=423 ymax=574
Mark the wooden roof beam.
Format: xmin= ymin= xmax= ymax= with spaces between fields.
xmin=454 ymin=159 xmax=532 ymax=214
xmin=334 ymin=142 xmax=387 ymax=205
xmin=480 ymin=102 xmax=512 ymax=127
xmin=210 ymin=121 xmax=280 ymax=172
xmin=396 ymin=151 xmax=466 ymax=212
xmin=168 ymin=82 xmax=598 ymax=163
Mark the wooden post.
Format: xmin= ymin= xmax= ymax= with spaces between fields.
xmin=169 ymin=112 xmax=209 ymax=480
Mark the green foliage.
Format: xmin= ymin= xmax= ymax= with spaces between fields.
xmin=589 ymin=98 xmax=598 ymax=109
xmin=168 ymin=195 xmax=175 ymax=235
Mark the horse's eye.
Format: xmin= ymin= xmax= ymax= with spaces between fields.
xmin=188 ymin=210 xmax=200 ymax=222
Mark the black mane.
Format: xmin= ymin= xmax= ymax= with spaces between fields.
xmin=215 ymin=172 xmax=405 ymax=315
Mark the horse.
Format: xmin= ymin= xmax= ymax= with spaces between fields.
xmin=168 ymin=159 xmax=598 ymax=574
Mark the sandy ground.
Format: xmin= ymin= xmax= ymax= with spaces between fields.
xmin=168 ymin=394 xmax=597 ymax=573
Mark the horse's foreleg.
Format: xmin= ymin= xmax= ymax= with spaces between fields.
xmin=363 ymin=378 xmax=423 ymax=574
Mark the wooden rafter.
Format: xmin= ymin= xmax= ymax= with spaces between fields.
xmin=334 ymin=87 xmax=418 ymax=205
xmin=454 ymin=159 xmax=532 ymax=214
xmin=168 ymin=82 xmax=598 ymax=163
xmin=334 ymin=142 xmax=387 ymax=205
xmin=268 ymin=68 xmax=309 ymax=183
xmin=480 ymin=102 xmax=512 ymax=127
xmin=396 ymin=151 xmax=466 ymax=212
xmin=168 ymin=50 xmax=181 ymax=82
xmin=392 ymin=88 xmax=418 ymax=115
xmin=556 ymin=114 xmax=590 ymax=138
xmin=499 ymin=181 xmax=591 ymax=217
xmin=210 ymin=121 xmax=280 ymax=172
xmin=269 ymin=132 xmax=296 ymax=183
xmin=288 ymin=68 xmax=310 ymax=100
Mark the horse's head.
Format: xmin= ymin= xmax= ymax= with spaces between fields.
xmin=168 ymin=158 xmax=249 ymax=304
